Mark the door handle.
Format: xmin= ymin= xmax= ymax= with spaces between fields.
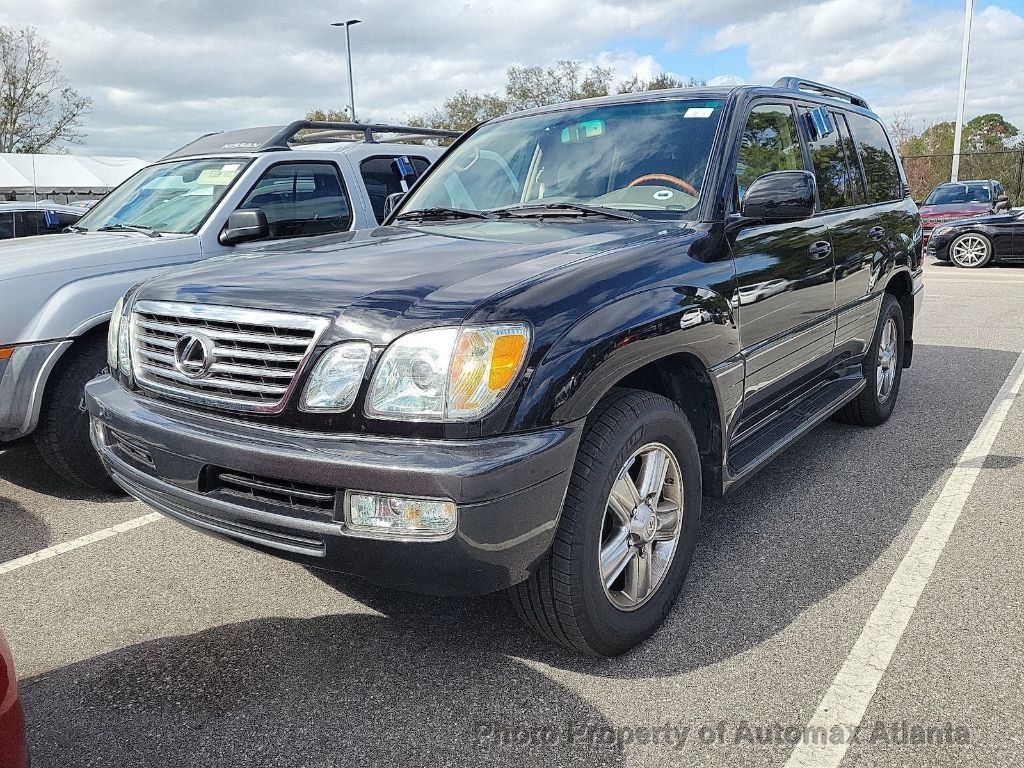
xmin=808 ymin=240 xmax=832 ymax=259
xmin=868 ymin=226 xmax=886 ymax=241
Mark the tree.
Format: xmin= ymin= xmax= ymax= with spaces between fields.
xmin=616 ymin=74 xmax=706 ymax=93
xmin=0 ymin=26 xmax=91 ymax=153
xmin=406 ymin=61 xmax=708 ymax=132
xmin=964 ymin=113 xmax=1020 ymax=151
xmin=305 ymin=108 xmax=351 ymax=122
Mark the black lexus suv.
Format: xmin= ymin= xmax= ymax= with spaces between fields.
xmin=86 ymin=77 xmax=923 ymax=656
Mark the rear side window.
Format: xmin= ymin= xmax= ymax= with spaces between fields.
xmin=13 ymin=211 xmax=42 ymax=237
xmin=736 ymin=103 xmax=805 ymax=201
xmin=845 ymin=113 xmax=902 ymax=203
xmin=238 ymin=162 xmax=352 ymax=238
xmin=803 ymin=109 xmax=858 ymax=210
xmin=360 ymin=155 xmax=430 ymax=222
xmin=835 ymin=115 xmax=866 ymax=205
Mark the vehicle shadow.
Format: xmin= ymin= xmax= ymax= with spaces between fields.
xmin=0 ymin=439 xmax=122 ymax=503
xmin=314 ymin=344 xmax=1020 ymax=677
xmin=0 ymin=496 xmax=51 ymax=562
xmin=22 ymin=614 xmax=625 ymax=768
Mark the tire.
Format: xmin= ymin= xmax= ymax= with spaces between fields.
xmin=32 ymin=337 xmax=122 ymax=494
xmin=948 ymin=232 xmax=992 ymax=268
xmin=509 ymin=388 xmax=702 ymax=656
xmin=835 ymin=293 xmax=905 ymax=427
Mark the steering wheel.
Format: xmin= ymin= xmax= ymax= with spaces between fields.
xmin=627 ymin=173 xmax=698 ymax=197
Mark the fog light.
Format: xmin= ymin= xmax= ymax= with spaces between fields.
xmin=345 ymin=492 xmax=457 ymax=539
xmin=90 ymin=418 xmax=107 ymax=446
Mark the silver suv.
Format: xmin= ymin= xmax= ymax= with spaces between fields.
xmin=0 ymin=121 xmax=455 ymax=491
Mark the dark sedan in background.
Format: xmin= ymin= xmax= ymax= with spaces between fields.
xmin=0 ymin=631 xmax=28 ymax=768
xmin=927 ymin=209 xmax=1024 ymax=268
xmin=919 ymin=179 xmax=1010 ymax=240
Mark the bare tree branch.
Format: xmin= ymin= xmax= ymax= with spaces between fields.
xmin=0 ymin=25 xmax=91 ymax=153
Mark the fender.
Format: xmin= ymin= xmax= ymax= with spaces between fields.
xmin=516 ymin=280 xmax=740 ymax=430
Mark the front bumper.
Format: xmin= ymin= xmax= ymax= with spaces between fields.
xmin=0 ymin=340 xmax=72 ymax=442
xmin=85 ymin=375 xmax=583 ymax=595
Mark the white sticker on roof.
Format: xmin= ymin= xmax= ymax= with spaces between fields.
xmin=684 ymin=107 xmax=715 ymax=118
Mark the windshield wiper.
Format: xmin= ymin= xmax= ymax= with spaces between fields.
xmin=492 ymin=203 xmax=642 ymax=222
xmin=98 ymin=223 xmax=162 ymax=238
xmin=64 ymin=225 xmax=88 ymax=233
xmin=394 ymin=207 xmax=495 ymax=221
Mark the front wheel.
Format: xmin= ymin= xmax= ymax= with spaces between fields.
xmin=32 ymin=337 xmax=122 ymax=494
xmin=949 ymin=233 xmax=992 ymax=268
xmin=509 ymin=389 xmax=702 ymax=656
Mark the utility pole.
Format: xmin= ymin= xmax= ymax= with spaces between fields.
xmin=331 ymin=19 xmax=362 ymax=122
xmin=951 ymin=0 xmax=974 ymax=182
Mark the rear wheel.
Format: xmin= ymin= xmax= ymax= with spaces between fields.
xmin=949 ymin=233 xmax=992 ymax=268
xmin=835 ymin=293 xmax=905 ymax=427
xmin=32 ymin=337 xmax=121 ymax=494
xmin=509 ymin=389 xmax=702 ymax=656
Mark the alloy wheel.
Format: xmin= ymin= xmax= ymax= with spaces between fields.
xmin=950 ymin=234 xmax=989 ymax=267
xmin=599 ymin=442 xmax=684 ymax=611
xmin=876 ymin=316 xmax=899 ymax=403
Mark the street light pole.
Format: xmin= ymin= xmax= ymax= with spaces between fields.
xmin=331 ymin=19 xmax=362 ymax=122
xmin=951 ymin=0 xmax=974 ymax=182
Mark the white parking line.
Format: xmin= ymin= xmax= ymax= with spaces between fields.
xmin=786 ymin=349 xmax=1024 ymax=768
xmin=0 ymin=512 xmax=162 ymax=576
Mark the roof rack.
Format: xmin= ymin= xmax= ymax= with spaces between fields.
xmin=772 ymin=77 xmax=870 ymax=110
xmin=163 ymin=121 xmax=461 ymax=161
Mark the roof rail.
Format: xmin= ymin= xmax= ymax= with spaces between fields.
xmin=772 ymin=77 xmax=870 ymax=110
xmin=163 ymin=121 xmax=461 ymax=161
xmin=264 ymin=120 xmax=461 ymax=149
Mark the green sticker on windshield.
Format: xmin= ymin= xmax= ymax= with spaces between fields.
xmin=561 ymin=120 xmax=605 ymax=143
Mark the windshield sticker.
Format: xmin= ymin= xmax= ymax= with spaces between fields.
xmin=221 ymin=163 xmax=241 ymax=172
xmin=196 ymin=167 xmax=239 ymax=185
xmin=684 ymin=107 xmax=715 ymax=118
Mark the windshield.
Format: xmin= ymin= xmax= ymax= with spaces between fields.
xmin=400 ymin=98 xmax=725 ymax=220
xmin=924 ymin=183 xmax=991 ymax=206
xmin=75 ymin=157 xmax=251 ymax=234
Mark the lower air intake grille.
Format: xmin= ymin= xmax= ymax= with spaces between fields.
xmin=208 ymin=469 xmax=338 ymax=516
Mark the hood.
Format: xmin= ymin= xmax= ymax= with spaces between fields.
xmin=937 ymin=212 xmax=1019 ymax=228
xmin=0 ymin=231 xmax=198 ymax=283
xmin=919 ymin=202 xmax=991 ymax=221
xmin=136 ymin=219 xmax=682 ymax=338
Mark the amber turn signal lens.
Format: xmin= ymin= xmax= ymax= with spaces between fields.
xmin=488 ymin=333 xmax=527 ymax=390
xmin=0 ymin=347 xmax=14 ymax=361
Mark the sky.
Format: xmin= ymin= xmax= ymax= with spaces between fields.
xmin=2 ymin=0 xmax=1023 ymax=159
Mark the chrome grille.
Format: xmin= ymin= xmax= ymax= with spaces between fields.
xmin=130 ymin=300 xmax=329 ymax=412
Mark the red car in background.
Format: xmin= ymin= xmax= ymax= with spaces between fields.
xmin=0 ymin=631 xmax=28 ymax=768
xmin=919 ymin=179 xmax=1011 ymax=239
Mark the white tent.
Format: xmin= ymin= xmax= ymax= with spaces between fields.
xmin=0 ymin=153 xmax=147 ymax=196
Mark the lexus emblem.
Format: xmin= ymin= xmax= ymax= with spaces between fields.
xmin=173 ymin=333 xmax=216 ymax=379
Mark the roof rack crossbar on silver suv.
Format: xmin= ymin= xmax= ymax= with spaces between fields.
xmin=772 ymin=77 xmax=870 ymax=110
xmin=264 ymin=120 xmax=461 ymax=149
xmin=162 ymin=121 xmax=461 ymax=160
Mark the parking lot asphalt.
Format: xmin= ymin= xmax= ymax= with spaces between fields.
xmin=2 ymin=262 xmax=1023 ymax=768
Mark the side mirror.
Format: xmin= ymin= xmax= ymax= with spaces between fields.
xmin=995 ymin=195 xmax=1009 ymax=210
xmin=383 ymin=192 xmax=405 ymax=219
xmin=740 ymin=170 xmax=817 ymax=223
xmin=219 ymin=208 xmax=270 ymax=246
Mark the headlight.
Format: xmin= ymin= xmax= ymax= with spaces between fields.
xmin=366 ymin=324 xmax=530 ymax=420
xmin=932 ymin=226 xmax=952 ymax=237
xmin=300 ymin=342 xmax=372 ymax=412
xmin=106 ymin=295 xmax=124 ymax=370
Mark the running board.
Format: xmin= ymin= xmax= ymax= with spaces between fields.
xmin=724 ymin=376 xmax=866 ymax=493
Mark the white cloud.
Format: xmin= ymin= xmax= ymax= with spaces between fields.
xmin=710 ymin=1 xmax=1024 ymax=131
xmin=1 ymin=0 xmax=1020 ymax=158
